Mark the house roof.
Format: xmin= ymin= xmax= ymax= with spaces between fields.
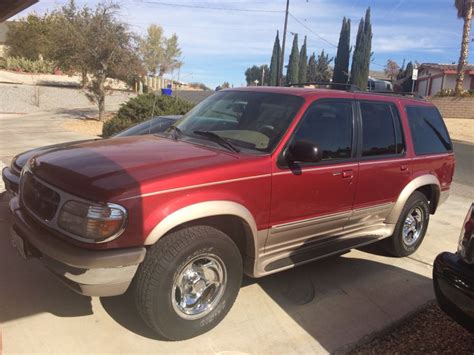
xmin=419 ymin=63 xmax=474 ymax=73
xmin=0 ymin=0 xmax=38 ymax=22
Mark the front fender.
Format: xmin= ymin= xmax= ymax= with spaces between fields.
xmin=144 ymin=200 xmax=258 ymax=250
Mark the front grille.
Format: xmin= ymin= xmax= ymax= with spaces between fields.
xmin=22 ymin=172 xmax=60 ymax=221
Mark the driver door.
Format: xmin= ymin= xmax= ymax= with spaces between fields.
xmin=266 ymin=99 xmax=358 ymax=256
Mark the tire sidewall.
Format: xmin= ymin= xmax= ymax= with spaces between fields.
xmin=145 ymin=229 xmax=242 ymax=340
xmin=396 ymin=193 xmax=430 ymax=255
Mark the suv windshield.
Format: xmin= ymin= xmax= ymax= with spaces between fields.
xmin=164 ymin=91 xmax=303 ymax=154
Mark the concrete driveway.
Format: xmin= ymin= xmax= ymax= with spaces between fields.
xmin=0 ymin=112 xmax=472 ymax=354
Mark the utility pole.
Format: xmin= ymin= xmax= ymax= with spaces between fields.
xmin=278 ymin=0 xmax=290 ymax=86
xmin=261 ymin=66 xmax=265 ymax=86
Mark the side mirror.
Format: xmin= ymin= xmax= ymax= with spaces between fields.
xmin=286 ymin=140 xmax=322 ymax=163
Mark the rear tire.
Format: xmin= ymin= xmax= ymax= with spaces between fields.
xmin=133 ymin=225 xmax=242 ymax=340
xmin=385 ymin=191 xmax=430 ymax=257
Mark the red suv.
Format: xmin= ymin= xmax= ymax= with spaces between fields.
xmin=8 ymin=87 xmax=455 ymax=340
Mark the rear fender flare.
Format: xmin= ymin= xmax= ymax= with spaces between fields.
xmin=385 ymin=174 xmax=440 ymax=224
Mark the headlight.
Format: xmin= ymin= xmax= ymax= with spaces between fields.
xmin=58 ymin=200 xmax=127 ymax=242
xmin=457 ymin=204 xmax=474 ymax=264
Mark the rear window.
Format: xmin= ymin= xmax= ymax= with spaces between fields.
xmin=406 ymin=106 xmax=452 ymax=155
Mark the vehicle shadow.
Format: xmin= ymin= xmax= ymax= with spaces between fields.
xmin=101 ymin=252 xmax=432 ymax=350
xmin=257 ymin=254 xmax=433 ymax=352
xmin=0 ymin=198 xmax=93 ymax=323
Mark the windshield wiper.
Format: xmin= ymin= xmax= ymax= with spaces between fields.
xmin=193 ymin=130 xmax=240 ymax=153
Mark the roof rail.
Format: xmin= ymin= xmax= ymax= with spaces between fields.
xmin=286 ymin=82 xmax=361 ymax=92
xmin=364 ymin=90 xmax=425 ymax=100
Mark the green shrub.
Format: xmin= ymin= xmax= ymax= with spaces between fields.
xmin=102 ymin=93 xmax=195 ymax=137
xmin=1 ymin=56 xmax=55 ymax=73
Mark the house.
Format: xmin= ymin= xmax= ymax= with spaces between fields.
xmin=0 ymin=21 xmax=10 ymax=57
xmin=416 ymin=63 xmax=474 ymax=96
xmin=0 ymin=0 xmax=38 ymax=22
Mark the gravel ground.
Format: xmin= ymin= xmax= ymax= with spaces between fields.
xmin=351 ymin=302 xmax=474 ymax=354
xmin=0 ymin=83 xmax=134 ymax=114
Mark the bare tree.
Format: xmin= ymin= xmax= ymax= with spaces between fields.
xmin=384 ymin=59 xmax=400 ymax=82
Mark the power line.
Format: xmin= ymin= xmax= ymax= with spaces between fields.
xmin=134 ymin=0 xmax=284 ymax=14
xmin=288 ymin=12 xmax=337 ymax=48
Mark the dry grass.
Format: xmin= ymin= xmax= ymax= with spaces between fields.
xmin=62 ymin=119 xmax=103 ymax=137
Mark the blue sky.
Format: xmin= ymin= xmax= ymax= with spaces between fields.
xmin=14 ymin=0 xmax=474 ymax=88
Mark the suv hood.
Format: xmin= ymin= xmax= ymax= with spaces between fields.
xmin=29 ymin=135 xmax=242 ymax=201
xmin=14 ymin=139 xmax=98 ymax=171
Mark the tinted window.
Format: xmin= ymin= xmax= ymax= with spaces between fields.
xmin=361 ymin=102 xmax=404 ymax=156
xmin=406 ymin=106 xmax=452 ymax=155
xmin=292 ymin=101 xmax=353 ymax=161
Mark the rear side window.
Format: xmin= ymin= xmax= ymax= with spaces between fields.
xmin=406 ymin=106 xmax=452 ymax=155
xmin=360 ymin=102 xmax=404 ymax=157
xmin=293 ymin=101 xmax=353 ymax=161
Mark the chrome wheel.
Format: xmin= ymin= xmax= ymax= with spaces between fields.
xmin=402 ymin=206 xmax=425 ymax=246
xmin=171 ymin=254 xmax=227 ymax=320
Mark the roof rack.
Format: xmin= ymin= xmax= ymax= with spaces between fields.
xmin=286 ymin=82 xmax=425 ymax=100
xmin=286 ymin=82 xmax=361 ymax=92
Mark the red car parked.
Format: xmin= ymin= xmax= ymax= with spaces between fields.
xmin=8 ymin=86 xmax=455 ymax=340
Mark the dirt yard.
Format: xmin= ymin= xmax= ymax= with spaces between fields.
xmin=444 ymin=118 xmax=474 ymax=143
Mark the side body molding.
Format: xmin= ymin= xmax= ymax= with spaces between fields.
xmin=385 ymin=174 xmax=441 ymax=224
xmin=144 ymin=200 xmax=259 ymax=255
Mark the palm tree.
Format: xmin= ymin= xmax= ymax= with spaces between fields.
xmin=455 ymin=0 xmax=473 ymax=94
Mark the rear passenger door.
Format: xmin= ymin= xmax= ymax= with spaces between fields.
xmin=347 ymin=100 xmax=411 ymax=231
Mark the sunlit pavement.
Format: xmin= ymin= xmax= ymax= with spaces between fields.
xmin=0 ymin=112 xmax=472 ymax=354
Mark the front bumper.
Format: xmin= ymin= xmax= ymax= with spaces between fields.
xmin=9 ymin=196 xmax=146 ymax=297
xmin=433 ymin=251 xmax=474 ymax=333
xmin=2 ymin=166 xmax=19 ymax=195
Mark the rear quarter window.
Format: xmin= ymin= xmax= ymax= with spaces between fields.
xmin=406 ymin=105 xmax=452 ymax=155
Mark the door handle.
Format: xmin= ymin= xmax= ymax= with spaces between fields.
xmin=400 ymin=165 xmax=409 ymax=171
xmin=342 ymin=170 xmax=353 ymax=179
xmin=333 ymin=170 xmax=354 ymax=178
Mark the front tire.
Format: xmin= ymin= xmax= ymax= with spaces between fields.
xmin=133 ymin=225 xmax=242 ymax=340
xmin=385 ymin=191 xmax=430 ymax=257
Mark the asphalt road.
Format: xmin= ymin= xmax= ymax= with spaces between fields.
xmin=452 ymin=141 xmax=474 ymax=198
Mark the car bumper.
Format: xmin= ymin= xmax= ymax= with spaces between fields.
xmin=2 ymin=166 xmax=19 ymax=195
xmin=9 ymin=196 xmax=146 ymax=297
xmin=433 ymin=251 xmax=474 ymax=333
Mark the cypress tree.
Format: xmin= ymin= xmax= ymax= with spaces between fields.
xmin=350 ymin=7 xmax=372 ymax=90
xmin=298 ymin=36 xmax=308 ymax=83
xmin=286 ymin=34 xmax=299 ymax=85
xmin=269 ymin=31 xmax=281 ymax=86
xmin=307 ymin=52 xmax=317 ymax=82
xmin=333 ymin=17 xmax=351 ymax=84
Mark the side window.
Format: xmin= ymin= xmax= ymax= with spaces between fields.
xmin=293 ymin=101 xmax=353 ymax=161
xmin=360 ymin=102 xmax=404 ymax=157
xmin=406 ymin=106 xmax=452 ymax=155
